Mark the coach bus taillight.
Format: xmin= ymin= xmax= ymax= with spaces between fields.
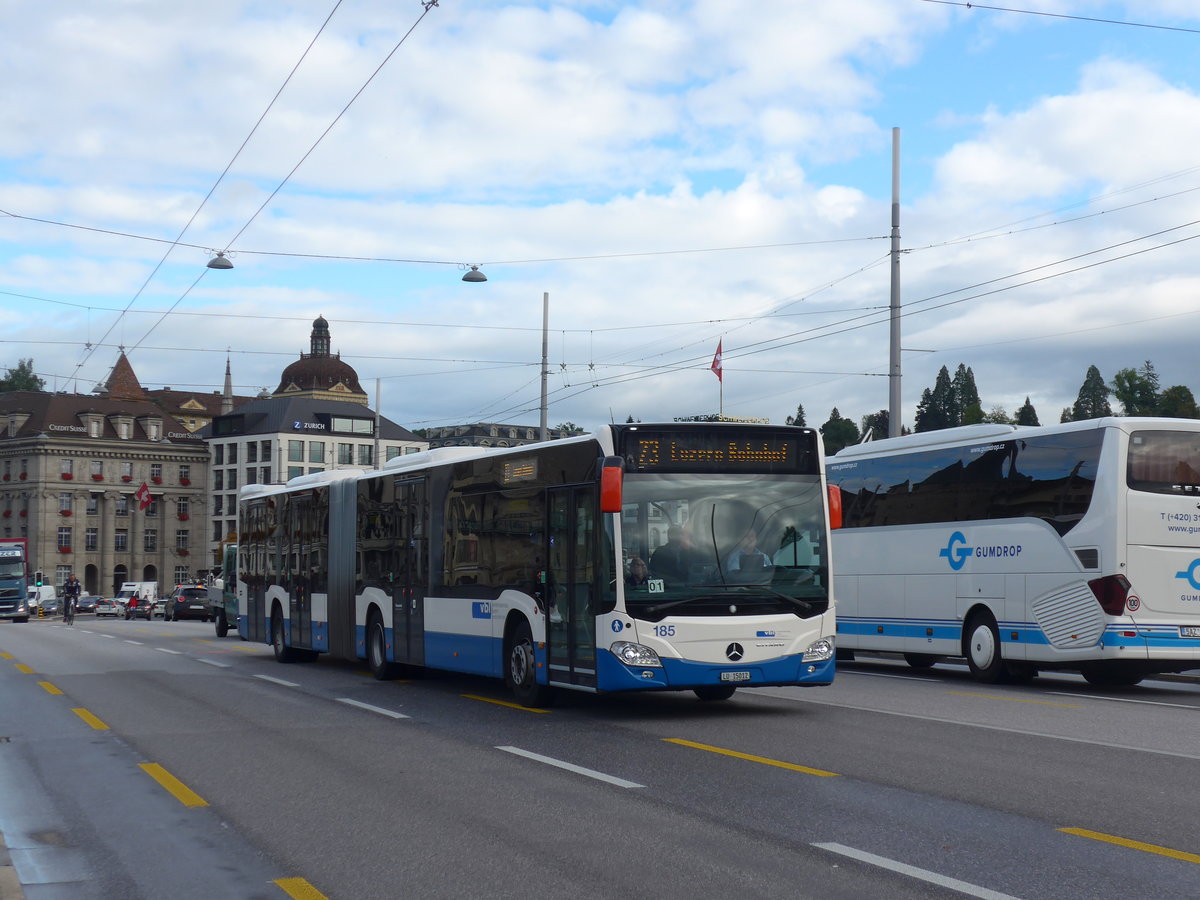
xmin=827 ymin=485 xmax=843 ymax=530
xmin=1087 ymin=574 xmax=1132 ymax=616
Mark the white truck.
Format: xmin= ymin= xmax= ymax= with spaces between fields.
xmin=116 ymin=581 xmax=158 ymax=620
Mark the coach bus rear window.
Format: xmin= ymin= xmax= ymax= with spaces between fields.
xmin=1127 ymin=430 xmax=1200 ymax=495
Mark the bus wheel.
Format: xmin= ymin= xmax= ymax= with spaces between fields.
xmin=367 ymin=615 xmax=396 ymax=681
xmin=506 ymin=621 xmax=552 ymax=708
xmin=903 ymin=653 xmax=940 ymax=669
xmin=215 ymin=611 xmax=229 ymax=638
xmin=272 ymin=612 xmax=298 ymax=663
xmin=964 ymin=613 xmax=1005 ymax=683
xmin=1005 ymin=662 xmax=1038 ymax=684
xmin=694 ymin=685 xmax=736 ymax=701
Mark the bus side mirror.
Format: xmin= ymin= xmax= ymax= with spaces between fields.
xmin=827 ymin=484 xmax=843 ymax=530
xmin=600 ymin=457 xmax=624 ymax=513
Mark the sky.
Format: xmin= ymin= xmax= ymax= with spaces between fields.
xmin=4 ymin=0 xmax=1200 ymax=437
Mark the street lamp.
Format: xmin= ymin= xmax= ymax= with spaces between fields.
xmin=207 ymin=252 xmax=233 ymax=270
xmin=462 ymin=265 xmax=487 ymax=282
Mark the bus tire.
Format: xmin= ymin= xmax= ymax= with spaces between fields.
xmin=964 ymin=612 xmax=1005 ymax=683
xmin=215 ymin=611 xmax=229 ymax=638
xmin=506 ymin=620 xmax=552 ymax=708
xmin=367 ymin=614 xmax=396 ymax=680
xmin=903 ymin=653 xmax=940 ymax=669
xmin=694 ymin=685 xmax=737 ymax=701
xmin=272 ymin=610 xmax=298 ymax=663
xmin=1005 ymin=662 xmax=1038 ymax=684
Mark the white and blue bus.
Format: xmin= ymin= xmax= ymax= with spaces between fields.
xmin=237 ymin=422 xmax=839 ymax=705
xmin=828 ymin=418 xmax=1200 ymax=686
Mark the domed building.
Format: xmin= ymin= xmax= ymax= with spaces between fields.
xmin=273 ymin=316 xmax=368 ymax=404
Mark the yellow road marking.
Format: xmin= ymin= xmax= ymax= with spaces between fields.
xmin=71 ymin=708 xmax=110 ymax=730
xmin=949 ymin=691 xmax=1079 ymax=708
xmin=37 ymin=681 xmax=63 ymax=695
xmin=462 ymin=693 xmax=550 ymax=712
xmin=1059 ymin=827 xmax=1200 ymax=864
xmin=274 ymin=876 xmax=330 ymax=899
xmin=664 ymin=738 xmax=839 ymax=777
xmin=139 ymin=763 xmax=208 ymax=808
xmin=0 ymin=651 xmax=12 ymax=659
xmin=14 ymin=663 xmax=34 ymax=674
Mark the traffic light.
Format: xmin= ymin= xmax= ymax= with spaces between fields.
xmin=35 ymin=571 xmax=43 ymax=586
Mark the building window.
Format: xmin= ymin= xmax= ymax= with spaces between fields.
xmin=58 ymin=492 xmax=71 ymax=512
xmin=260 ymin=440 xmax=271 ymax=460
xmin=307 ymin=467 xmax=324 ymax=475
xmin=215 ymin=444 xmax=224 ymax=465
xmin=2 ymin=460 xmax=8 ymax=478
xmin=177 ymin=497 xmax=190 ymax=519
xmin=20 ymin=458 xmax=27 ymax=477
xmin=60 ymin=458 xmax=73 ymax=477
xmin=228 ymin=471 xmax=238 ymax=490
xmin=144 ymin=528 xmax=157 ymax=552
xmin=212 ymin=520 xmax=223 ymax=542
xmin=56 ymin=565 xmax=71 ymax=587
xmin=225 ymin=444 xmax=237 ymax=465
xmin=115 ymin=496 xmax=129 ymax=517
xmin=226 ymin=494 xmax=236 ymax=515
xmin=245 ymin=467 xmax=257 ymax=485
xmin=86 ymin=494 xmax=98 ymax=516
xmin=175 ymin=530 xmax=190 ymax=552
xmin=89 ymin=420 xmax=101 ymax=438
xmin=287 ymin=466 xmax=303 ymax=481
xmin=173 ymin=566 xmax=190 ymax=585
xmin=386 ymin=446 xmax=402 ymax=460
xmin=58 ymin=526 xmax=72 ymax=549
xmin=179 ymin=465 xmax=191 ymax=483
xmin=247 ymin=442 xmax=258 ymax=464
xmin=308 ymin=441 xmax=325 ymax=464
xmin=151 ymin=463 xmax=162 ymax=481
xmin=90 ymin=460 xmax=104 ymax=478
xmin=288 ymin=440 xmax=303 ymax=462
xmin=260 ymin=466 xmax=271 ymax=484
xmin=85 ymin=528 xmax=98 ymax=551
xmin=357 ymin=444 xmax=373 ymax=466
xmin=214 ymin=495 xmax=223 ymax=515
xmin=115 ymin=529 xmax=128 ymax=552
xmin=338 ymin=443 xmax=353 ymax=465
xmin=214 ymin=470 xmax=223 ymax=491
xmin=118 ymin=422 xmax=130 ymax=439
xmin=145 ymin=499 xmax=159 ymax=517
xmin=120 ymin=461 xmax=133 ymax=479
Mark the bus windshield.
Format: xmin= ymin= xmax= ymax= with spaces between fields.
xmin=619 ymin=472 xmax=829 ymax=620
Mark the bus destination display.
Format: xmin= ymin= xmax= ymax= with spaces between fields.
xmin=627 ymin=434 xmax=803 ymax=473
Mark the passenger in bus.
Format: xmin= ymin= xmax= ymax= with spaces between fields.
xmin=625 ymin=557 xmax=650 ymax=588
xmin=649 ymin=526 xmax=696 ymax=581
xmin=726 ymin=529 xmax=772 ymax=572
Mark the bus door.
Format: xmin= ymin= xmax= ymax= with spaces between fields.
xmin=289 ymin=494 xmax=316 ymax=649
xmin=392 ymin=477 xmax=428 ymax=666
xmin=545 ymin=486 xmax=598 ymax=688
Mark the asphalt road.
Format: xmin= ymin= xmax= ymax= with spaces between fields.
xmin=1 ymin=616 xmax=1198 ymax=900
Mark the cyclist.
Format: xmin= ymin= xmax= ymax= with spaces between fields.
xmin=62 ymin=573 xmax=81 ymax=626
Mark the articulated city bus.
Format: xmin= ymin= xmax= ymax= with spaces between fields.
xmin=237 ymin=422 xmax=839 ymax=705
xmin=828 ymin=418 xmax=1200 ymax=685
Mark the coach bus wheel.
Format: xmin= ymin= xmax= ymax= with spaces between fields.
xmin=367 ymin=614 xmax=396 ymax=681
xmin=964 ymin=613 xmax=1005 ymax=683
xmin=272 ymin=612 xmax=298 ymax=663
xmin=903 ymin=653 xmax=940 ymax=669
xmin=506 ymin=621 xmax=552 ymax=708
xmin=694 ymin=685 xmax=737 ymax=701
xmin=1004 ymin=662 xmax=1038 ymax=684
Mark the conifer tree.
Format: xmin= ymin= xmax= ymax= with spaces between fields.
xmin=1068 ymin=365 xmax=1112 ymax=422
xmin=785 ymin=404 xmax=807 ymax=427
xmin=1014 ymin=397 xmax=1040 ymax=426
xmin=819 ymin=408 xmax=861 ymax=456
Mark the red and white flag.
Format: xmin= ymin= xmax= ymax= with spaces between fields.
xmin=135 ymin=481 xmax=153 ymax=511
xmin=710 ymin=339 xmax=723 ymax=382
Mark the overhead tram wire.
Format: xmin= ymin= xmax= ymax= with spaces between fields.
xmin=70 ymin=0 xmax=350 ymax=380
xmin=918 ymin=0 xmax=1200 ymax=34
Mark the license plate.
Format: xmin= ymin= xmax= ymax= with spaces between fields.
xmin=190 ymin=604 xmax=204 ymax=609
xmin=720 ymin=671 xmax=751 ymax=683
xmin=1182 ymin=626 xmax=1200 ymax=638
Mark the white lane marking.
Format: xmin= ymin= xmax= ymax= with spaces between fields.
xmin=254 ymin=674 xmax=300 ymax=688
xmin=99 ymin=634 xmax=116 ymax=639
xmin=124 ymin=640 xmax=144 ymax=645
xmin=813 ymin=842 xmax=1023 ymax=900
xmin=497 ymin=746 xmax=644 ymax=789
xmin=337 ymin=698 xmax=409 ymax=719
xmin=1043 ymin=691 xmax=1198 ymax=711
xmin=196 ymin=658 xmax=232 ymax=669
xmin=155 ymin=647 xmax=183 ymax=655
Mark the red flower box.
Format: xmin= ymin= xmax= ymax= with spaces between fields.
xmin=1 ymin=510 xmax=10 ymax=518
xmin=1 ymin=474 xmax=8 ymax=481
xmin=178 ymin=513 xmax=189 ymax=521
xmin=178 ymin=549 xmax=189 ymax=556
xmin=179 ymin=477 xmax=191 ymax=486
xmin=121 ymin=475 xmax=133 ymax=482
xmin=58 ymin=546 xmax=72 ymax=554
xmin=151 ymin=476 xmax=162 ymax=484
xmin=59 ymin=509 xmax=72 ymax=517
xmin=19 ymin=473 xmax=26 ymax=480
xmin=91 ymin=474 xmax=104 ymax=481
xmin=18 ymin=510 xmax=26 ymax=517
xmin=61 ymin=473 xmax=73 ymax=480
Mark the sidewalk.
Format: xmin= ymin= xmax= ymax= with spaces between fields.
xmin=0 ymin=831 xmax=24 ymax=900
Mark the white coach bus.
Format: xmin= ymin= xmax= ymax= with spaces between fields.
xmin=828 ymin=418 xmax=1200 ymax=686
xmin=236 ymin=422 xmax=839 ymax=705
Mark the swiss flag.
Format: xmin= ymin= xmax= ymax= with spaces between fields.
xmin=710 ymin=339 xmax=723 ymax=382
xmin=135 ymin=481 xmax=153 ymax=511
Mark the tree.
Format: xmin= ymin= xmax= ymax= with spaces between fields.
xmin=554 ymin=421 xmax=583 ymax=434
xmin=950 ymin=364 xmax=979 ymax=426
xmin=1067 ymin=365 xmax=1112 ymax=422
xmin=819 ymin=408 xmax=860 ymax=456
xmin=914 ymin=366 xmax=955 ymax=432
xmin=785 ymin=404 xmax=807 ymax=427
xmin=624 ymin=415 xmax=641 ymax=423
xmin=1014 ymin=397 xmax=1040 ymax=426
xmin=981 ymin=406 xmax=1011 ymax=424
xmin=0 ymin=358 xmax=44 ymax=392
xmin=859 ymin=410 xmax=889 ymax=441
xmin=1110 ymin=360 xmax=1159 ymax=416
xmin=1158 ymin=385 xmax=1200 ymax=419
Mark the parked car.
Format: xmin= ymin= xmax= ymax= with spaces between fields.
xmin=95 ymin=597 xmax=120 ymax=617
xmin=163 ymin=585 xmax=211 ymax=622
xmin=75 ymin=593 xmax=97 ymax=613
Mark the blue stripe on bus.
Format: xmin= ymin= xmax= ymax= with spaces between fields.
xmin=837 ymin=617 xmax=1053 ymax=646
xmin=424 ymin=630 xmax=504 ymax=678
xmin=595 ymin=650 xmax=834 ymax=691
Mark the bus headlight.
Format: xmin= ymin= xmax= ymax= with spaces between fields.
xmin=802 ymin=638 xmax=834 ymax=662
xmin=611 ymin=641 xmax=663 ymax=668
